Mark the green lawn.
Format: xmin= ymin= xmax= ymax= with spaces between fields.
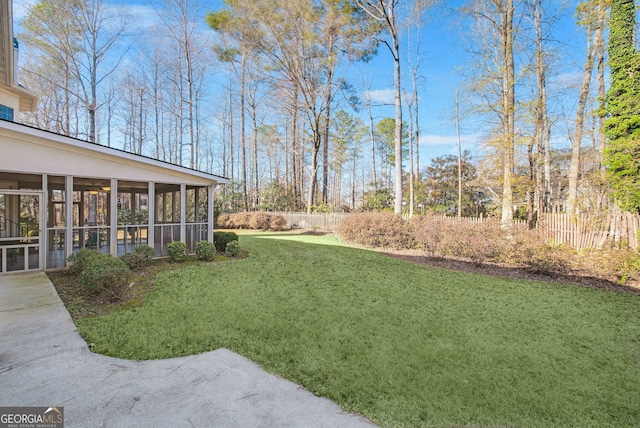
xmin=77 ymin=233 xmax=640 ymax=427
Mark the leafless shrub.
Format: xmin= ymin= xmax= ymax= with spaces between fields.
xmin=504 ymin=229 xmax=575 ymax=275
xmin=337 ymin=212 xmax=415 ymax=249
xmin=216 ymin=213 xmax=230 ymax=228
xmin=577 ymin=242 xmax=640 ymax=284
xmin=249 ymin=211 xmax=271 ymax=230
xmin=270 ymin=215 xmax=288 ymax=231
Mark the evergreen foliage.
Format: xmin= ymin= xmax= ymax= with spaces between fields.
xmin=604 ymin=0 xmax=640 ymax=212
xmin=166 ymin=241 xmax=187 ymax=263
xmin=195 ymin=241 xmax=216 ymax=261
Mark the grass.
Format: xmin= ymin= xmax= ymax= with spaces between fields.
xmin=75 ymin=233 xmax=640 ymax=427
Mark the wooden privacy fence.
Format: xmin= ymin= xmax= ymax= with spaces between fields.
xmin=273 ymin=211 xmax=640 ymax=251
xmin=537 ymin=212 xmax=640 ymax=251
xmin=271 ymin=212 xmax=350 ymax=232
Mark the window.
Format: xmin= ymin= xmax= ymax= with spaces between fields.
xmin=0 ymin=105 xmax=14 ymax=121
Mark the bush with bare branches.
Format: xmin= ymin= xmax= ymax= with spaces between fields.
xmin=337 ymin=212 xmax=415 ymax=249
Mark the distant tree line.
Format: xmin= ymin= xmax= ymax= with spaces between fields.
xmin=16 ymin=0 xmax=640 ymax=220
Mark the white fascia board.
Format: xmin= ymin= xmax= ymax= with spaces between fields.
xmin=0 ymin=120 xmax=229 ymax=185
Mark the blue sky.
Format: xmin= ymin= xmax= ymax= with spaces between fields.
xmin=14 ymin=0 xmax=587 ymax=169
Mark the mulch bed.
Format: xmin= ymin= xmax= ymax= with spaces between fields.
xmin=379 ymin=249 xmax=640 ymax=295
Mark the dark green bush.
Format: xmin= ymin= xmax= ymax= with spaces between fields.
xmin=195 ymin=240 xmax=216 ymax=261
xmin=119 ymin=252 xmax=144 ymax=270
xmin=166 ymin=241 xmax=187 ymax=263
xmin=225 ymin=240 xmax=240 ymax=257
xmin=119 ymin=245 xmax=156 ymax=270
xmin=77 ymin=255 xmax=131 ymax=301
xmin=67 ymin=249 xmax=104 ymax=275
xmin=135 ymin=245 xmax=156 ymax=259
xmin=214 ymin=231 xmax=239 ymax=252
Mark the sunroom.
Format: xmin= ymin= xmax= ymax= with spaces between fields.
xmin=0 ymin=119 xmax=228 ymax=274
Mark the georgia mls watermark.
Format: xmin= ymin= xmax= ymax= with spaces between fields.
xmin=0 ymin=407 xmax=63 ymax=428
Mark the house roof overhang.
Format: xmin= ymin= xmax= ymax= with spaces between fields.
xmin=0 ymin=0 xmax=37 ymax=112
xmin=0 ymin=119 xmax=229 ymax=186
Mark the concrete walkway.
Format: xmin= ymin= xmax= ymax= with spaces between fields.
xmin=0 ymin=273 xmax=376 ymax=427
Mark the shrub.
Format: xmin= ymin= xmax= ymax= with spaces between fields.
xmin=119 ymin=245 xmax=156 ymax=270
xmin=412 ymin=216 xmax=448 ymax=257
xmin=217 ymin=212 xmax=289 ymax=231
xmin=216 ymin=213 xmax=230 ymax=228
xmin=77 ymin=255 xmax=131 ymax=301
xmin=214 ymin=231 xmax=239 ymax=252
xmin=225 ymin=240 xmax=240 ymax=257
xmin=577 ymin=244 xmax=640 ymax=284
xmin=621 ymin=252 xmax=640 ymax=284
xmin=249 ymin=211 xmax=271 ymax=230
xmin=166 ymin=241 xmax=187 ymax=263
xmin=135 ymin=245 xmax=156 ymax=259
xmin=195 ymin=240 xmax=216 ymax=261
xmin=270 ymin=214 xmax=288 ymax=231
xmin=412 ymin=216 xmax=500 ymax=263
xmin=119 ymin=252 xmax=145 ymax=270
xmin=506 ymin=229 xmax=575 ymax=275
xmin=229 ymin=212 xmax=252 ymax=229
xmin=67 ymin=249 xmax=104 ymax=275
xmin=337 ymin=212 xmax=415 ymax=249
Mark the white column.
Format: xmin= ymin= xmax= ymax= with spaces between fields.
xmin=110 ymin=178 xmax=118 ymax=257
xmin=41 ymin=174 xmax=47 ymax=270
xmin=65 ymin=176 xmax=73 ymax=265
xmin=180 ymin=184 xmax=186 ymax=243
xmin=148 ymin=182 xmax=155 ymax=254
xmin=207 ymin=185 xmax=214 ymax=243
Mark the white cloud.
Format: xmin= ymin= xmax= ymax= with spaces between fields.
xmin=363 ymin=89 xmax=395 ymax=105
xmin=551 ymin=72 xmax=582 ymax=89
xmin=362 ymin=88 xmax=417 ymax=109
xmin=419 ymin=133 xmax=482 ymax=147
xmin=117 ymin=4 xmax=162 ymax=30
xmin=13 ymin=2 xmax=161 ymax=32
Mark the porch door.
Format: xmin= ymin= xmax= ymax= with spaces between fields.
xmin=0 ymin=190 xmax=43 ymax=274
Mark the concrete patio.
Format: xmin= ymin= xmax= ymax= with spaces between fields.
xmin=0 ymin=273 xmax=376 ymax=427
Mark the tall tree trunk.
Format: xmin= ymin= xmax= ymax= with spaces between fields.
xmin=533 ymin=0 xmax=550 ymax=215
xmin=456 ymin=89 xmax=463 ymax=219
xmin=367 ymin=93 xmax=377 ymax=189
xmin=392 ymin=14 xmax=403 ymax=215
xmin=240 ymin=54 xmax=248 ymax=211
xmin=501 ymin=0 xmax=515 ymax=226
xmin=567 ymin=24 xmax=596 ymax=214
xmin=228 ymin=80 xmax=235 ymax=182
xmin=307 ymin=125 xmax=322 ymax=213
xmin=322 ymin=43 xmax=335 ymax=205
xmin=291 ymin=86 xmax=300 ymax=207
xmin=252 ymin=103 xmax=259 ymax=209
xmin=352 ymin=144 xmax=358 ymax=210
